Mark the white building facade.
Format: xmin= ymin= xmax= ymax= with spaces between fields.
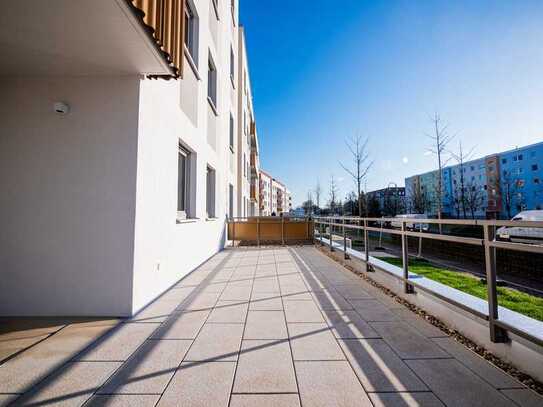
xmin=0 ymin=0 xmax=258 ymax=317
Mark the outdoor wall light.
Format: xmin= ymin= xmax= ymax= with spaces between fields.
xmin=53 ymin=102 xmax=70 ymax=115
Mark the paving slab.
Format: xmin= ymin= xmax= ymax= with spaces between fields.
xmin=391 ymin=308 xmax=448 ymax=338
xmin=288 ymin=323 xmax=345 ymax=361
xmin=230 ymin=394 xmax=301 ymax=407
xmin=86 ymin=394 xmax=161 ymax=407
xmin=370 ymin=322 xmax=450 ymax=359
xmin=207 ymin=300 xmax=249 ymax=323
xmin=338 ymin=339 xmax=428 ymax=392
xmin=151 ymin=310 xmax=210 ymax=339
xmin=129 ymin=299 xmax=184 ymax=323
xmin=252 ymin=277 xmax=281 ymax=292
xmin=77 ymin=322 xmax=160 ymax=361
xmin=432 ymin=337 xmax=524 ymax=389
xmin=250 ymin=292 xmax=284 ymax=310
xmin=244 ymin=310 xmax=288 ymax=339
xmin=283 ymin=291 xmax=313 ymax=300
xmin=233 ymin=340 xmax=298 ymax=393
xmin=406 ymin=358 xmax=514 ymax=407
xmin=184 ymin=323 xmax=244 ymax=362
xmin=0 ymin=318 xmax=69 ymax=340
xmin=323 ymin=310 xmax=380 ymax=339
xmin=333 ymin=285 xmax=375 ymax=300
xmin=11 ymin=361 xmax=121 ymax=406
xmin=0 ymin=320 xmax=117 ymax=393
xmin=157 ymin=361 xmax=236 ymax=407
xmin=220 ymin=286 xmax=253 ymax=301
xmin=284 ymin=301 xmax=325 ymax=323
xmin=98 ymin=339 xmax=191 ymax=394
xmin=368 ymin=392 xmax=445 ymax=407
xmin=295 ymin=360 xmax=372 ymax=407
xmin=349 ymin=300 xmax=399 ymax=322
xmin=501 ymin=389 xmax=543 ymax=407
xmin=311 ymin=290 xmax=354 ymax=310
xmin=0 ymin=334 xmax=50 ymax=362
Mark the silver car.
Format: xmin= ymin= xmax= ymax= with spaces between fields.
xmin=496 ymin=210 xmax=543 ymax=245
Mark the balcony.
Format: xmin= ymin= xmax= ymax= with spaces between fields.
xmin=2 ymin=244 xmax=541 ymax=405
xmin=0 ymin=0 xmax=181 ymax=77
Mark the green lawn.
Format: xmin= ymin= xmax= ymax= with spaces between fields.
xmin=377 ymin=257 xmax=543 ymax=322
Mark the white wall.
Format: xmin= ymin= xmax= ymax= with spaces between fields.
xmin=0 ymin=76 xmax=140 ymax=316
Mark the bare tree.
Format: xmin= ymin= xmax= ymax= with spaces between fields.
xmin=328 ymin=174 xmax=339 ymax=214
xmin=426 ymin=113 xmax=454 ymax=231
xmin=314 ymin=179 xmax=322 ymax=214
xmin=305 ymin=190 xmax=314 ymax=215
xmin=502 ymin=170 xmax=525 ymax=218
xmin=450 ymin=141 xmax=475 ymax=218
xmin=464 ymin=181 xmax=485 ymax=219
xmin=406 ymin=181 xmax=429 ymax=214
xmin=340 ymin=134 xmax=373 ymax=217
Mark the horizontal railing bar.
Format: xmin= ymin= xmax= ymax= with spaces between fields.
xmin=488 ymin=240 xmax=543 ymax=254
xmin=403 ymin=231 xmax=483 ymax=246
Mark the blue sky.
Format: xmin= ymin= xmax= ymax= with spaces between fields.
xmin=240 ymin=0 xmax=543 ymax=207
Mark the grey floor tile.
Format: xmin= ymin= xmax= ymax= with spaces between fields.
xmin=0 ymin=394 xmax=16 ymax=407
xmin=391 ymin=308 xmax=448 ymax=338
xmin=406 ymin=358 xmax=514 ymax=407
xmin=151 ymin=310 xmax=210 ymax=339
xmin=157 ymin=361 xmax=236 ymax=407
xmin=369 ymin=392 xmax=445 ymax=407
xmin=78 ymin=323 xmax=160 ymax=361
xmin=324 ymin=310 xmax=380 ymax=339
xmin=432 ymin=337 xmax=524 ymax=389
xmin=250 ymin=292 xmax=284 ymax=310
xmin=98 ymin=339 xmax=191 ymax=394
xmin=283 ymin=291 xmax=313 ymax=300
xmin=86 ymin=394 xmax=161 ymax=407
xmin=252 ymin=277 xmax=280 ymax=292
xmin=220 ymin=286 xmax=253 ymax=301
xmin=501 ymin=388 xmax=543 ymax=407
xmin=0 ymin=334 xmax=50 ymax=362
xmin=12 ymin=361 xmax=121 ymax=406
xmin=288 ymin=323 xmax=345 ymax=361
xmin=0 ymin=320 xmax=117 ymax=393
xmin=333 ymin=285 xmax=375 ymax=300
xmin=244 ymin=311 xmax=288 ymax=339
xmin=129 ymin=299 xmax=184 ymax=323
xmin=184 ymin=324 xmax=244 ymax=361
xmin=311 ymin=290 xmax=354 ymax=310
xmin=338 ymin=339 xmax=428 ymax=392
xmin=284 ymin=301 xmax=325 ymax=323
xmin=177 ymin=292 xmax=221 ymax=311
xmin=233 ymin=340 xmax=298 ymax=393
xmin=350 ymin=300 xmax=399 ymax=322
xmin=207 ymin=300 xmax=249 ymax=323
xmin=370 ymin=322 xmax=450 ymax=359
xmin=230 ymin=394 xmax=301 ymax=407
xmin=295 ymin=360 xmax=372 ymax=406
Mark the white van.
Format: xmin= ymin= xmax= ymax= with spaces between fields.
xmin=390 ymin=214 xmax=429 ymax=231
xmin=496 ymin=210 xmax=543 ymax=245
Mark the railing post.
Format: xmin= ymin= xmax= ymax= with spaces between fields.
xmin=329 ymin=217 xmax=335 ymax=252
xmin=364 ymin=219 xmax=370 ymax=271
xmin=402 ymin=221 xmax=414 ymax=293
xmin=343 ymin=218 xmax=350 ymax=259
xmin=483 ymin=223 xmax=508 ymax=343
xmin=281 ymin=216 xmax=285 ymax=246
xmin=256 ymin=218 xmax=260 ymax=247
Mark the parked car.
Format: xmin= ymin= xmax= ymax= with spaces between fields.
xmin=390 ymin=214 xmax=429 ymax=231
xmin=496 ymin=210 xmax=543 ymax=245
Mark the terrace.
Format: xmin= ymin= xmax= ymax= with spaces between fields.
xmin=1 ymin=244 xmax=542 ymax=406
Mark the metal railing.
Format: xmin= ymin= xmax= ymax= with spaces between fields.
xmin=227 ymin=216 xmax=313 ymax=246
xmin=313 ymin=216 xmax=543 ymax=346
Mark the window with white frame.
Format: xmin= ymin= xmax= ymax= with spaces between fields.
xmin=208 ymin=53 xmax=218 ymax=109
xmin=177 ymin=145 xmax=191 ymax=219
xmin=206 ymin=166 xmax=216 ymax=218
xmin=184 ymin=1 xmax=198 ymax=66
xmin=230 ymin=46 xmax=235 ymax=82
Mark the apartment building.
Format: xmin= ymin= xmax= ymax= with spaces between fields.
xmin=405 ymin=141 xmax=543 ymax=219
xmin=258 ymin=170 xmax=290 ymax=215
xmin=366 ymin=187 xmax=406 ymax=216
xmin=0 ymin=0 xmax=259 ymax=317
xmin=259 ymin=171 xmax=273 ymax=216
xmin=236 ymin=26 xmax=260 ymax=218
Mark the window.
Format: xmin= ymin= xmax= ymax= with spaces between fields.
xmin=207 ymin=54 xmax=217 ymax=109
xmin=502 ymin=158 xmax=507 ymax=164
xmin=532 ymin=164 xmax=539 ymax=171
xmin=206 ymin=166 xmax=216 ymax=218
xmin=531 ymin=151 xmax=536 ymax=158
xmin=229 ymin=184 xmax=234 ymax=218
xmin=534 ymin=178 xmax=541 ymax=185
xmin=184 ymin=1 xmax=198 ymax=65
xmin=518 ymin=154 xmax=523 ymax=160
xmin=230 ymin=46 xmax=235 ymax=82
xmin=229 ymin=114 xmax=234 ymax=151
xmin=177 ymin=145 xmax=191 ymax=219
xmin=470 ymin=166 xmax=475 ymax=171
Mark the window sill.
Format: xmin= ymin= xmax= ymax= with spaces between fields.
xmin=184 ymin=46 xmax=201 ymax=80
xmin=206 ymin=217 xmax=219 ymax=222
xmin=176 ymin=217 xmax=199 ymax=224
xmin=229 ymin=145 xmax=235 ymax=154
xmin=207 ymin=97 xmax=218 ymax=116
xmin=212 ymin=0 xmax=220 ymax=20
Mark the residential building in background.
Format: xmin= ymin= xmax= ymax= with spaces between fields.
xmin=366 ymin=187 xmax=406 ymax=216
xmin=0 ymin=0 xmax=259 ymax=317
xmin=405 ymin=141 xmax=543 ymax=219
xmin=259 ymin=170 xmax=291 ymax=215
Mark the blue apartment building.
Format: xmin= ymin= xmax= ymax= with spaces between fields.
xmin=405 ymin=141 xmax=543 ymax=219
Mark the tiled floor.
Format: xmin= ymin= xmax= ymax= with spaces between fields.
xmin=1 ymin=246 xmax=542 ymax=406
